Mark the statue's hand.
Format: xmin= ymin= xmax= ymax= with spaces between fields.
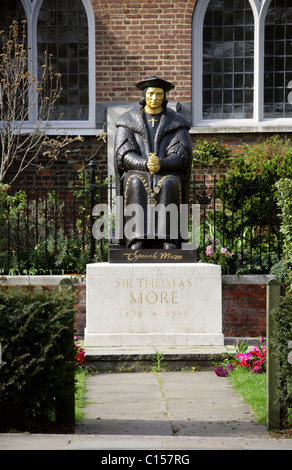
xmin=147 ymin=153 xmax=161 ymax=174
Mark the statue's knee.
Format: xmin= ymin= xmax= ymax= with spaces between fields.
xmin=163 ymin=176 xmax=180 ymax=195
xmin=129 ymin=175 xmax=144 ymax=189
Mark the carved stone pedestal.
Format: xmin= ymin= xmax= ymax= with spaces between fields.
xmin=84 ymin=262 xmax=224 ymax=347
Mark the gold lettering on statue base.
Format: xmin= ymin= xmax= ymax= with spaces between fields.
xmin=123 ymin=250 xmax=183 ymax=262
xmin=119 ymin=310 xmax=189 ymax=319
xmin=130 ymin=290 xmax=179 ymax=305
xmin=115 ymin=275 xmax=191 ymax=316
xmin=115 ymin=277 xmax=192 ymax=289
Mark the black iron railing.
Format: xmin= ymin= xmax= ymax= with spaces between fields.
xmin=193 ymin=173 xmax=282 ymax=271
xmin=0 ymin=163 xmax=282 ymax=275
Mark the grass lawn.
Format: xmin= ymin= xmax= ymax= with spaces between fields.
xmin=228 ymin=367 xmax=267 ymax=425
xmin=75 ymin=367 xmax=90 ymax=423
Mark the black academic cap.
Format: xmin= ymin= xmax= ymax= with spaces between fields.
xmin=135 ymin=76 xmax=175 ymax=92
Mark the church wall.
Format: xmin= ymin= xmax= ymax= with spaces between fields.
xmin=6 ymin=0 xmax=292 ymax=181
xmin=91 ymin=0 xmax=195 ymax=105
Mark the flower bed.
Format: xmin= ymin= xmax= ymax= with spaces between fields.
xmin=214 ymin=338 xmax=266 ymax=377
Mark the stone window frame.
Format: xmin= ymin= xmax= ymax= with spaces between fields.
xmin=191 ymin=0 xmax=292 ymax=133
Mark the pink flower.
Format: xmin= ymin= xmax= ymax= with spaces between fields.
xmin=221 ymin=247 xmax=233 ymax=257
xmin=214 ymin=366 xmax=228 ymax=377
xmin=206 ymin=245 xmax=214 ymax=257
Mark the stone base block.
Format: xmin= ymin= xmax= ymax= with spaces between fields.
xmin=85 ymin=262 xmax=223 ymax=347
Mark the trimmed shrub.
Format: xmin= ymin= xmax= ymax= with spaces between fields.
xmin=276 ymin=178 xmax=292 ymax=291
xmin=0 ymin=286 xmax=76 ymax=432
xmin=271 ymin=294 xmax=292 ymax=428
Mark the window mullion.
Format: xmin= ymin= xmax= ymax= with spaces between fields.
xmin=253 ymin=12 xmax=263 ymax=122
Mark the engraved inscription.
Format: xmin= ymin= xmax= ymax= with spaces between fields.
xmin=115 ymin=276 xmax=192 ymax=319
xmin=120 ymin=311 xmax=142 ymax=318
xmin=115 ymin=278 xmax=192 ymax=289
xmin=119 ymin=310 xmax=189 ymax=319
xmin=130 ymin=290 xmax=179 ymax=304
xmin=167 ymin=310 xmax=188 ymax=319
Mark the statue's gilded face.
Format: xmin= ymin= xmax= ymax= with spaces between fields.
xmin=145 ymin=87 xmax=164 ymax=113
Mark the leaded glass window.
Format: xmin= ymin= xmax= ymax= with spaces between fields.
xmin=0 ymin=0 xmax=93 ymax=127
xmin=264 ymin=0 xmax=292 ymax=118
xmin=202 ymin=0 xmax=254 ymax=120
xmin=0 ymin=0 xmax=26 ymax=29
xmin=38 ymin=0 xmax=89 ymax=121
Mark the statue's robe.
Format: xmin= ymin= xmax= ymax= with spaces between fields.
xmin=114 ymin=106 xmax=192 ymax=248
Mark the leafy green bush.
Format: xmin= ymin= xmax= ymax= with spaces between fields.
xmin=269 ymin=258 xmax=291 ymax=287
xmin=198 ymin=222 xmax=248 ymax=274
xmin=276 ymin=178 xmax=292 ymax=291
xmin=271 ymin=294 xmax=292 ymax=428
xmin=0 ymin=286 xmax=76 ymax=432
xmin=193 ymin=139 xmax=232 ymax=166
xmin=218 ymin=138 xmax=288 ymax=252
xmin=196 ymin=136 xmax=292 ymax=273
xmin=0 ymin=173 xmax=107 ymax=275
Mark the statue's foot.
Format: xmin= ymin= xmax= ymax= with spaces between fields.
xmin=163 ymin=242 xmax=176 ymax=249
xmin=130 ymin=241 xmax=143 ymax=250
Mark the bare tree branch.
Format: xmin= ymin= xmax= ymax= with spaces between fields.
xmin=0 ymin=20 xmax=83 ymax=185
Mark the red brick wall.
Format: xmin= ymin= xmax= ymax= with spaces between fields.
xmin=73 ymin=279 xmax=268 ymax=338
xmin=74 ymin=285 xmax=87 ymax=336
xmin=0 ymin=276 xmax=268 ymax=338
xmin=92 ymin=0 xmax=196 ymax=103
xmin=222 ymin=282 xmax=267 ymax=338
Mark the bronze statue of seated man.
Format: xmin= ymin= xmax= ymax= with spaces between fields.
xmin=114 ymin=76 xmax=192 ymax=250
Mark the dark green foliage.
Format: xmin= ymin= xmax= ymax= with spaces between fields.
xmin=193 ymin=139 xmax=232 ymax=166
xmin=276 ymin=178 xmax=292 ymax=291
xmin=270 ymin=258 xmax=291 ymax=288
xmin=198 ymin=136 xmax=292 ymax=273
xmin=271 ymin=294 xmax=292 ymax=428
xmin=0 ymin=286 xmax=76 ymax=432
xmin=0 ymin=168 xmax=108 ymax=275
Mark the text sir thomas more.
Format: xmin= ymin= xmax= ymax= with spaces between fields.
xmin=115 ymin=277 xmax=192 ymax=305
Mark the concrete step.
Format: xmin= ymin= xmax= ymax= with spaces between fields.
xmin=83 ymin=337 xmax=262 ymax=372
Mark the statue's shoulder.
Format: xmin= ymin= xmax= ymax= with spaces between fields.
xmin=164 ymin=107 xmax=190 ymax=130
xmin=115 ymin=107 xmax=142 ymax=129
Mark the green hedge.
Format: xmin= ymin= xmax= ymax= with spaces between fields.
xmin=0 ymin=286 xmax=76 ymax=432
xmin=276 ymin=178 xmax=292 ymax=290
xmin=271 ymin=294 xmax=292 ymax=428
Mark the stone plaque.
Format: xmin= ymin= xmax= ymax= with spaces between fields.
xmin=85 ymin=262 xmax=223 ymax=347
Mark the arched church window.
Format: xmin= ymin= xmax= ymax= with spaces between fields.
xmin=37 ymin=0 xmax=89 ymax=121
xmin=0 ymin=0 xmax=95 ymax=129
xmin=264 ymin=0 xmax=292 ymax=118
xmin=202 ymin=0 xmax=254 ymax=120
xmin=192 ymin=0 xmax=292 ymax=130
